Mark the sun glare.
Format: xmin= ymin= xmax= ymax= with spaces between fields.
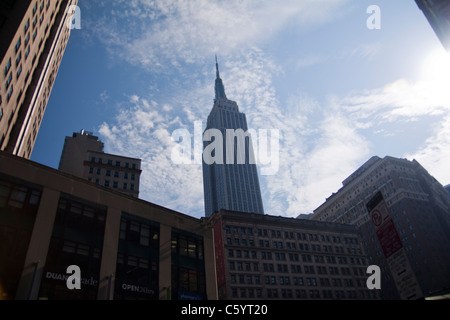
xmin=419 ymin=48 xmax=450 ymax=104
xmin=421 ymin=48 xmax=450 ymax=84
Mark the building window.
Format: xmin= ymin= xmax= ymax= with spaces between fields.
xmin=171 ymin=228 xmax=206 ymax=300
xmin=25 ymin=32 xmax=30 ymax=46
xmin=15 ymin=52 xmax=22 ymax=67
xmin=172 ymin=266 xmax=205 ymax=300
xmin=24 ymin=18 xmax=30 ymax=32
xmin=3 ymin=58 xmax=11 ymax=77
xmin=39 ymin=197 xmax=106 ymax=300
xmin=16 ymin=64 xmax=22 ymax=79
xmin=115 ymin=214 xmax=159 ymax=300
xmin=0 ymin=179 xmax=42 ymax=300
xmin=15 ymin=37 xmax=21 ymax=54
xmin=119 ymin=216 xmax=159 ymax=248
xmin=0 ymin=180 xmax=41 ymax=211
xmin=7 ymin=85 xmax=13 ymax=102
xmin=6 ymin=72 xmax=12 ymax=89
xmin=25 ymin=46 xmax=30 ymax=60
xmin=171 ymin=232 xmax=204 ymax=260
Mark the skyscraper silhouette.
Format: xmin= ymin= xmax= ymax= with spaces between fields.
xmin=202 ymin=57 xmax=264 ymax=217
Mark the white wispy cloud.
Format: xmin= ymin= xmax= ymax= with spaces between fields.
xmin=98 ymin=95 xmax=205 ymax=216
xmin=295 ymin=42 xmax=382 ymax=71
xmin=406 ymin=115 xmax=450 ymax=186
xmin=89 ymin=1 xmax=450 ymax=219
xmin=91 ymin=0 xmax=349 ymax=70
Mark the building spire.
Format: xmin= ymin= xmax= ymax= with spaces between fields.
xmin=214 ymin=55 xmax=227 ymax=100
xmin=215 ymin=55 xmax=220 ymax=78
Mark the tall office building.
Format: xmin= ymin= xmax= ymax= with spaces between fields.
xmin=202 ymin=58 xmax=264 ymax=217
xmin=0 ymin=0 xmax=78 ymax=159
xmin=59 ymin=130 xmax=142 ymax=198
xmin=311 ymin=156 xmax=450 ymax=299
xmin=415 ymin=0 xmax=450 ymax=51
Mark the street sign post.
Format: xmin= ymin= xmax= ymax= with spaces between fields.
xmin=367 ymin=192 xmax=423 ymax=300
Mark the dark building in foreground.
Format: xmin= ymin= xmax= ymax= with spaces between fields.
xmin=209 ymin=210 xmax=379 ymax=300
xmin=0 ymin=151 xmax=217 ymax=300
xmin=415 ymin=0 xmax=450 ymax=51
xmin=312 ymin=156 xmax=450 ymax=299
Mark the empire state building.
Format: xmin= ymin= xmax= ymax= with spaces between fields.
xmin=202 ymin=58 xmax=265 ymax=217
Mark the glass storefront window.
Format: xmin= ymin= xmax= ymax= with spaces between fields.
xmin=114 ymin=213 xmax=160 ymax=300
xmin=8 ymin=186 xmax=28 ymax=208
xmin=171 ymin=229 xmax=206 ymax=300
xmin=38 ymin=195 xmax=106 ymax=300
xmin=0 ymin=177 xmax=42 ymax=300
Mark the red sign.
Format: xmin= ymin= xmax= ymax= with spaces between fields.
xmin=367 ymin=192 xmax=423 ymax=299
xmin=371 ymin=209 xmax=383 ymax=227
xmin=375 ymin=218 xmax=403 ymax=258
xmin=213 ymin=219 xmax=226 ymax=287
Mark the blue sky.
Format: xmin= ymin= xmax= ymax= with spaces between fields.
xmin=31 ymin=0 xmax=450 ymax=219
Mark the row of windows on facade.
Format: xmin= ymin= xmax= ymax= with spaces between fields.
xmin=230 ymin=287 xmax=376 ymax=300
xmin=226 ymin=237 xmax=363 ymax=256
xmin=59 ymin=207 xmax=204 ymax=278
xmin=56 ymin=236 xmax=200 ymax=298
xmin=88 ymin=167 xmax=137 ymax=180
xmin=320 ymin=167 xmax=424 ymax=221
xmin=119 ymin=217 xmax=159 ymax=249
xmin=0 ymin=182 xmax=41 ymax=208
xmin=226 ymin=225 xmax=360 ymax=245
xmin=2 ymin=0 xmax=52 ymax=106
xmin=229 ymin=274 xmax=368 ymax=289
xmin=228 ymin=249 xmax=366 ymax=265
xmin=87 ymin=178 xmax=136 ymax=191
xmin=58 ymin=234 xmax=158 ymax=291
xmin=118 ymin=217 xmax=206 ymax=261
xmin=90 ymin=157 xmax=138 ymax=170
xmin=171 ymin=233 xmax=205 ymax=260
xmin=172 ymin=266 xmax=206 ymax=297
xmin=0 ymin=178 xmax=203 ymax=262
xmin=228 ymin=260 xmax=368 ymax=276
